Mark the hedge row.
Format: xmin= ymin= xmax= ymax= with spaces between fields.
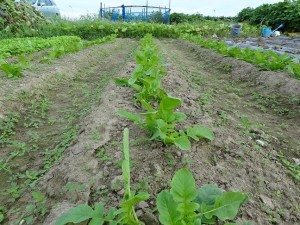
xmin=237 ymin=0 xmax=300 ymax=32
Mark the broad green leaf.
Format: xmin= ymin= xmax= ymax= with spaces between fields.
xmin=55 ymin=204 xmax=95 ymax=225
xmin=0 ymin=213 xmax=4 ymax=222
xmin=174 ymin=135 xmax=191 ymax=151
xmin=157 ymin=191 xmax=182 ymax=225
xmin=89 ymin=218 xmax=104 ymax=225
xmin=201 ymin=216 xmax=217 ymax=224
xmin=171 ymin=169 xmax=197 ymax=202
xmin=194 ymin=218 xmax=202 ymax=225
xmin=159 ymin=96 xmax=182 ymax=111
xmin=187 ymin=125 xmax=214 ymax=141
xmin=156 ymin=119 xmax=168 ymax=138
xmin=170 ymin=168 xmax=197 ymax=214
xmin=94 ymin=203 xmax=105 ymax=216
xmin=177 ymin=201 xmax=199 ymax=215
xmin=174 ymin=112 xmax=187 ymax=122
xmin=195 ymin=184 xmax=223 ymax=207
xmin=202 ymin=192 xmax=248 ymax=221
xmin=118 ymin=110 xmax=143 ymax=126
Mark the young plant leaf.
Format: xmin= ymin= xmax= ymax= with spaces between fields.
xmin=202 ymin=192 xmax=249 ymax=221
xmin=157 ymin=190 xmax=182 ymax=225
xmin=187 ymin=125 xmax=214 ymax=141
xmin=173 ymin=112 xmax=187 ymax=122
xmin=119 ymin=192 xmax=150 ymax=225
xmin=55 ymin=204 xmax=95 ymax=225
xmin=174 ymin=135 xmax=191 ymax=151
xmin=194 ymin=184 xmax=223 ymax=207
xmin=170 ymin=168 xmax=198 ymax=216
xmin=118 ymin=110 xmax=143 ymax=127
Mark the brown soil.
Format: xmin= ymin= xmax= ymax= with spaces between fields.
xmin=0 ymin=39 xmax=138 ymax=224
xmin=0 ymin=38 xmax=299 ymax=225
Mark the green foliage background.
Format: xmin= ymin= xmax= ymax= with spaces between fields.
xmin=170 ymin=13 xmax=235 ymax=24
xmin=237 ymin=0 xmax=300 ymax=32
xmin=0 ymin=0 xmax=45 ymax=36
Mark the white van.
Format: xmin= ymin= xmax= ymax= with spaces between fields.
xmin=22 ymin=0 xmax=60 ymax=17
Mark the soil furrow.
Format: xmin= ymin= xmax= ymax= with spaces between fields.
xmin=155 ymin=39 xmax=300 ymax=225
xmin=0 ymin=39 xmax=138 ymax=224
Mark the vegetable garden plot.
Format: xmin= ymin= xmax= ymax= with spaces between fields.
xmin=0 ymin=36 xmax=299 ymax=225
xmin=0 ymin=39 xmax=138 ymax=224
xmin=0 ymin=35 xmax=116 ymax=79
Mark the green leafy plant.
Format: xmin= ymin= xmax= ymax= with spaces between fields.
xmin=278 ymin=152 xmax=300 ymax=183
xmin=237 ymin=1 xmax=300 ymax=32
xmin=119 ymin=95 xmax=214 ymax=150
xmin=117 ymin=128 xmax=149 ymax=225
xmin=241 ymin=116 xmax=251 ymax=130
xmin=56 ymin=129 xmax=247 ymax=225
xmin=56 ymin=128 xmax=148 ymax=225
xmin=0 ymin=63 xmax=23 ymax=78
xmin=0 ymin=213 xmax=4 ymax=223
xmin=21 ymin=191 xmax=47 ymax=224
xmin=66 ymin=182 xmax=87 ymax=203
xmin=0 ymin=0 xmax=45 ymax=36
xmin=118 ymin=34 xmax=214 ymax=150
xmin=0 ymin=112 xmax=20 ymax=147
xmin=0 ymin=35 xmax=116 ymax=78
xmin=157 ymin=168 xmax=249 ymax=224
xmin=1 ymin=182 xmax=24 ymax=203
xmin=183 ymin=34 xmax=300 ymax=79
xmin=0 ymin=205 xmax=7 ymax=223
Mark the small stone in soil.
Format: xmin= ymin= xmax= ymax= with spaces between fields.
xmin=103 ymin=166 xmax=109 ymax=177
xmin=137 ymin=201 xmax=149 ymax=210
xmin=259 ymin=195 xmax=275 ymax=210
xmin=136 ymin=210 xmax=143 ymax=218
xmin=140 ymin=208 xmax=159 ymax=225
xmin=117 ymin=189 xmax=124 ymax=196
xmin=256 ymin=139 xmax=268 ymax=147
xmin=292 ymin=158 xmax=300 ymax=166
xmin=105 ymin=161 xmax=113 ymax=166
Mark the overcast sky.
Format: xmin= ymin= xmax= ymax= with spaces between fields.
xmin=54 ymin=0 xmax=283 ymax=18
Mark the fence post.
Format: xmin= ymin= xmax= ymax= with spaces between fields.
xmin=100 ymin=2 xmax=102 ymax=18
xmin=122 ymin=5 xmax=126 ymax=21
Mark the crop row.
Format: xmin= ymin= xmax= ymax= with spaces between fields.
xmin=57 ymin=128 xmax=249 ymax=225
xmin=183 ymin=34 xmax=300 ymax=79
xmin=117 ymin=34 xmax=214 ymax=150
xmin=0 ymin=35 xmax=116 ymax=78
xmin=0 ymin=36 xmax=82 ymax=59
